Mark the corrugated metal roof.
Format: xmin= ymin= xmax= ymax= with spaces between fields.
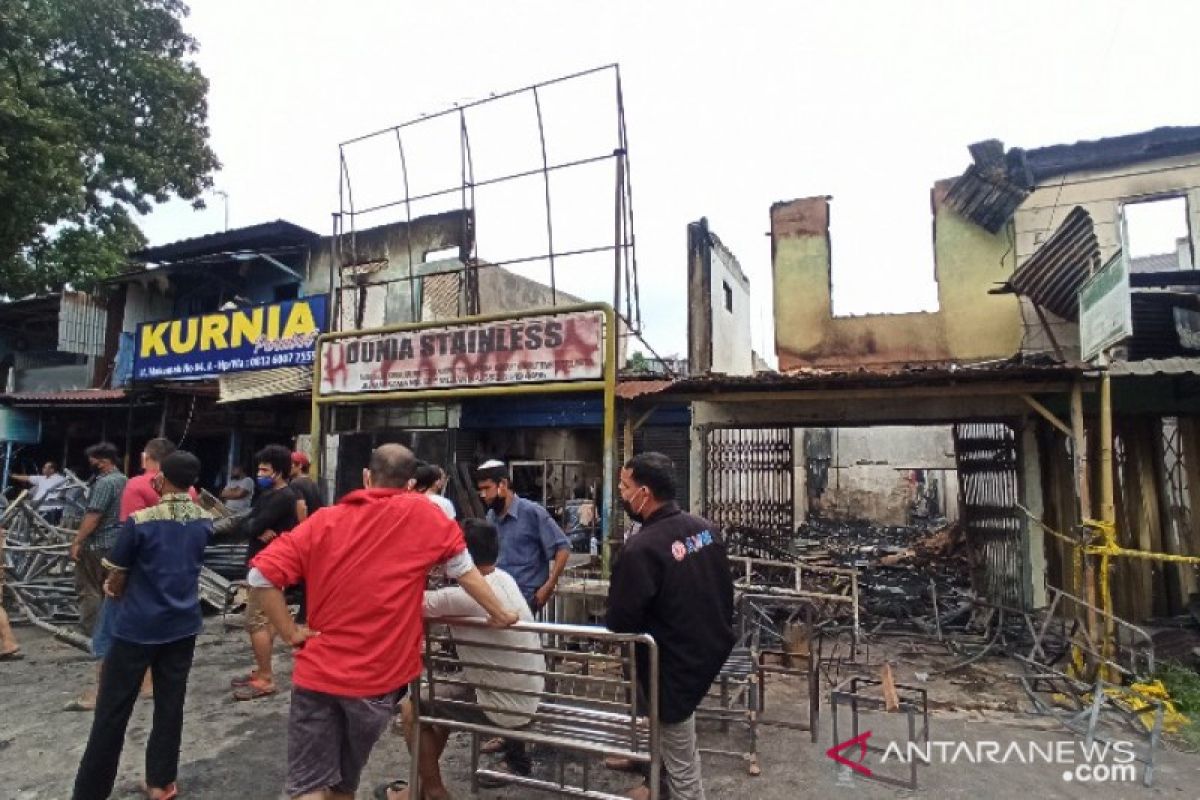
xmin=1025 ymin=126 xmax=1200 ymax=181
xmin=1129 ymin=292 xmax=1200 ymax=360
xmin=621 ymin=358 xmax=1083 ymax=398
xmin=945 ymin=163 xmax=1031 ymax=234
xmin=133 ymin=220 xmax=319 ymax=264
xmin=991 ymin=206 xmax=1099 ymax=320
xmin=1106 ymin=358 xmax=1200 ymax=377
xmin=1131 ymin=253 xmax=1182 ymax=273
xmin=57 ymin=291 xmax=108 ymax=358
xmin=0 ymin=389 xmax=127 ymax=404
xmin=217 ymin=367 xmax=311 ymax=404
xmin=616 ymin=380 xmax=674 ymax=399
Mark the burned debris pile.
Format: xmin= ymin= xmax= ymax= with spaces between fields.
xmin=795 ymin=518 xmax=972 ymax=628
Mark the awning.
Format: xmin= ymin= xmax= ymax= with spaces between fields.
xmin=990 ymin=206 xmax=1100 ymax=320
xmin=0 ymin=389 xmax=129 ymax=407
xmin=218 ymin=367 xmax=311 ymax=404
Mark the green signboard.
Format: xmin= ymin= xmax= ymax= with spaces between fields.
xmin=1079 ymin=251 xmax=1132 ymax=362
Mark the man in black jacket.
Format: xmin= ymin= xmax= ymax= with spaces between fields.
xmin=606 ymin=452 xmax=734 ymax=800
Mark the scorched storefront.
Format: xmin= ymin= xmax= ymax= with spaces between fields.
xmin=312 ymin=303 xmax=619 ymax=563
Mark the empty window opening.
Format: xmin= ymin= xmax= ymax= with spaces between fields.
xmin=1123 ymin=196 xmax=1192 ymax=272
xmin=723 ymin=281 xmax=733 ymax=313
xmin=423 ymin=246 xmax=460 ymax=264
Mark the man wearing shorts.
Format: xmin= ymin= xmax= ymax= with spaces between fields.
xmin=248 ymin=444 xmax=519 ymax=800
xmin=232 ymin=444 xmax=302 ymax=700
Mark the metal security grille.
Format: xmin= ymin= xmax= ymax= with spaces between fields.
xmin=952 ymin=422 xmax=1028 ymax=609
xmin=702 ymin=427 xmax=794 ymax=548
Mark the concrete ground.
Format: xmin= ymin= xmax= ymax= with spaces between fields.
xmin=2 ymin=619 xmax=1200 ymax=799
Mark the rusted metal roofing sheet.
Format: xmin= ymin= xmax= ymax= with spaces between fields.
xmin=991 ymin=206 xmax=1099 ymax=320
xmin=0 ymin=389 xmax=127 ymax=404
xmin=945 ymin=163 xmax=1031 ymax=234
xmin=621 ymin=357 xmax=1083 ymax=400
xmin=615 ymin=380 xmax=674 ymax=400
xmin=57 ymin=291 xmax=108 ymax=358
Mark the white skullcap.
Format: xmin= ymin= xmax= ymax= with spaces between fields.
xmin=478 ymin=459 xmax=507 ymax=470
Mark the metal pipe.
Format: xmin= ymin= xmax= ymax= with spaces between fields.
xmin=532 ymin=87 xmax=557 ymax=305
xmin=344 ymin=152 xmax=617 ymax=218
xmin=1099 ymin=371 xmax=1116 ymax=673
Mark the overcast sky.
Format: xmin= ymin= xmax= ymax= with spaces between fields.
xmin=139 ymin=0 xmax=1200 ymax=362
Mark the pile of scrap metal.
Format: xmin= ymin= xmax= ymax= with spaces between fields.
xmin=2 ymin=487 xmax=241 ymax=652
xmin=1010 ymin=586 xmax=1167 ymax=787
xmin=1 ymin=484 xmax=91 ymax=649
xmin=912 ymin=584 xmax=1167 ymax=786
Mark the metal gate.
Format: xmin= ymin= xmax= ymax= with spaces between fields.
xmin=952 ymin=422 xmax=1028 ymax=609
xmin=702 ymin=427 xmax=794 ymax=550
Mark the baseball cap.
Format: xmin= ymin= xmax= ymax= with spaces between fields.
xmin=291 ymin=451 xmax=311 ymax=469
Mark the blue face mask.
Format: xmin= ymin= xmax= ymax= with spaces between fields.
xmin=255 ymin=475 xmax=275 ymax=490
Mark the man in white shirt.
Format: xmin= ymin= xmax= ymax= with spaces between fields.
xmin=412 ymin=463 xmax=456 ymax=520
xmin=218 ymin=465 xmax=255 ymax=513
xmin=12 ymin=461 xmax=67 ymax=520
xmin=386 ymin=518 xmax=543 ymax=799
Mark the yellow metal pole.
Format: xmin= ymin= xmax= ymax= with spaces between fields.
xmin=601 ymin=305 xmax=617 ymax=578
xmin=1099 ymin=371 xmax=1116 ymax=673
xmin=311 ymin=345 xmax=324 ymax=490
xmin=1070 ymin=382 xmax=1098 ymax=639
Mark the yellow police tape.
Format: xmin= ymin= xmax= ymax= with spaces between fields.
xmin=1086 ymin=680 xmax=1190 ymax=735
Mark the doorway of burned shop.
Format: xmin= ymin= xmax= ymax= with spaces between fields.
xmin=697 ymin=419 xmax=1033 ymax=635
xmin=320 ymin=398 xmax=607 ymax=540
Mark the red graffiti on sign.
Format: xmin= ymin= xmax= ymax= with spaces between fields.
xmin=318 ymin=310 xmax=604 ymax=396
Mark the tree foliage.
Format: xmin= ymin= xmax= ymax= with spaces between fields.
xmin=0 ymin=0 xmax=219 ymax=294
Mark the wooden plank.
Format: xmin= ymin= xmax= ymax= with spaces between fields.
xmin=1179 ymin=418 xmax=1200 ymax=598
xmin=1117 ymin=419 xmax=1160 ymax=621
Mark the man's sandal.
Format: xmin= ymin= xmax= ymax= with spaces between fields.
xmin=232 ymin=678 xmax=277 ymax=701
xmin=144 ymin=781 xmax=178 ymax=799
xmin=229 ymin=671 xmax=258 ymax=688
xmin=0 ymin=649 xmax=23 ymax=662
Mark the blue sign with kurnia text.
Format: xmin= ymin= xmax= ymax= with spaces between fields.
xmin=133 ymin=295 xmax=328 ymax=380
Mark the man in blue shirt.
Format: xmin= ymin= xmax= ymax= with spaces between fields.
xmin=72 ymin=451 xmax=213 ymax=800
xmin=475 ymin=460 xmax=570 ymax=612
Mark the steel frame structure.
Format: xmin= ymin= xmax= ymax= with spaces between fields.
xmin=332 ymin=64 xmax=641 ymax=337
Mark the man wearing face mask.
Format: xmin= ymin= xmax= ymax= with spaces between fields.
xmin=475 ymin=460 xmax=570 ymax=614
xmin=231 ymin=444 xmax=303 ymax=701
xmin=606 ymin=452 xmax=735 ymax=800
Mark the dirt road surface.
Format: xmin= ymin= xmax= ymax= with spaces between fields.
xmin=2 ymin=620 xmax=1199 ymax=799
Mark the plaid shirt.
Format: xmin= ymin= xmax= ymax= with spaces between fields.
xmin=84 ymin=469 xmax=127 ymax=552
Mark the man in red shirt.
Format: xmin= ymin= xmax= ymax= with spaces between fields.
xmin=120 ymin=438 xmax=197 ymax=521
xmin=249 ymin=443 xmax=519 ymax=800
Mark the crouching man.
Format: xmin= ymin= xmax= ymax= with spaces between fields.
xmin=248 ymin=445 xmax=519 ymax=800
xmin=381 ymin=518 xmax=545 ymax=800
